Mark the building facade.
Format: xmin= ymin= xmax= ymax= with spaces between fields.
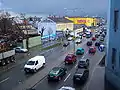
xmin=48 ymin=17 xmax=74 ymax=31
xmin=65 ymin=17 xmax=97 ymax=27
xmin=105 ymin=0 xmax=120 ymax=89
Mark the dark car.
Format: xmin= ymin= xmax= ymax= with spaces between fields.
xmin=65 ymin=54 xmax=77 ymax=64
xmin=95 ymin=42 xmax=100 ymax=47
xmin=101 ymin=33 xmax=105 ymax=38
xmin=63 ymin=42 xmax=70 ymax=47
xmin=48 ymin=67 xmax=67 ymax=81
xmin=100 ymin=37 xmax=104 ymax=41
xmin=73 ymin=69 xmax=89 ymax=84
xmin=89 ymin=46 xmax=96 ymax=54
xmin=95 ymin=34 xmax=99 ymax=38
xmin=87 ymin=41 xmax=92 ymax=46
xmin=78 ymin=58 xmax=89 ymax=68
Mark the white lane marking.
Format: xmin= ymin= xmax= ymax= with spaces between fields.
xmin=82 ymin=56 xmax=85 ymax=58
xmin=75 ymin=64 xmax=78 ymax=68
xmin=0 ymin=77 xmax=9 ymax=84
xmin=64 ymin=73 xmax=71 ymax=82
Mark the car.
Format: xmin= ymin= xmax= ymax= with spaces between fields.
xmin=64 ymin=54 xmax=77 ymax=64
xmin=75 ymin=39 xmax=82 ymax=44
xmin=68 ymin=37 xmax=73 ymax=41
xmin=59 ymin=86 xmax=75 ymax=90
xmin=76 ymin=48 xmax=84 ymax=55
xmin=92 ymin=37 xmax=96 ymax=41
xmin=100 ymin=37 xmax=104 ymax=41
xmin=98 ymin=44 xmax=105 ymax=52
xmin=95 ymin=42 xmax=100 ymax=47
xmin=77 ymin=58 xmax=89 ymax=68
xmin=95 ymin=34 xmax=99 ymax=38
xmin=83 ymin=34 xmax=86 ymax=37
xmin=89 ymin=46 xmax=96 ymax=54
xmin=87 ymin=41 xmax=92 ymax=46
xmin=24 ymin=56 xmax=45 ymax=73
xmin=73 ymin=68 xmax=89 ymax=84
xmin=101 ymin=33 xmax=105 ymax=38
xmin=95 ymin=30 xmax=98 ymax=33
xmin=63 ymin=42 xmax=70 ymax=47
xmin=47 ymin=67 xmax=67 ymax=81
xmin=14 ymin=47 xmax=28 ymax=53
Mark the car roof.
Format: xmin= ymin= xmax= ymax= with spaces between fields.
xmin=28 ymin=56 xmax=44 ymax=61
xmin=79 ymin=58 xmax=88 ymax=61
xmin=75 ymin=68 xmax=87 ymax=74
xmin=77 ymin=48 xmax=83 ymax=50
xmin=52 ymin=67 xmax=61 ymax=71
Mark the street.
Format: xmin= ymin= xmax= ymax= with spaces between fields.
xmin=0 ymin=32 xmax=106 ymax=90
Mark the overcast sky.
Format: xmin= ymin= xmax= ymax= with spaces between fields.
xmin=1 ymin=0 xmax=109 ymax=17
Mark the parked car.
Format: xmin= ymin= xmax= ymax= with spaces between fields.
xmin=87 ymin=41 xmax=92 ymax=46
xmin=92 ymin=37 xmax=96 ymax=41
xmin=64 ymin=54 xmax=77 ymax=64
xmin=24 ymin=56 xmax=45 ymax=73
xmin=14 ymin=47 xmax=28 ymax=53
xmin=75 ymin=39 xmax=82 ymax=44
xmin=68 ymin=37 xmax=73 ymax=41
xmin=63 ymin=42 xmax=70 ymax=47
xmin=98 ymin=44 xmax=105 ymax=52
xmin=100 ymin=37 xmax=104 ymax=41
xmin=47 ymin=67 xmax=67 ymax=81
xmin=73 ymin=68 xmax=89 ymax=84
xmin=95 ymin=42 xmax=100 ymax=47
xmin=89 ymin=46 xmax=96 ymax=54
xmin=83 ymin=34 xmax=86 ymax=37
xmin=76 ymin=48 xmax=84 ymax=55
xmin=78 ymin=58 xmax=89 ymax=68
xmin=59 ymin=86 xmax=75 ymax=90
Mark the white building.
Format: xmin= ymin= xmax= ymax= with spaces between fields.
xmin=38 ymin=18 xmax=56 ymax=39
xmin=105 ymin=0 xmax=120 ymax=89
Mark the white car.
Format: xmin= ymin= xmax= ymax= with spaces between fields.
xmin=68 ymin=37 xmax=73 ymax=41
xmin=75 ymin=39 xmax=82 ymax=44
xmin=59 ymin=86 xmax=75 ymax=90
xmin=24 ymin=56 xmax=45 ymax=73
xmin=14 ymin=47 xmax=28 ymax=53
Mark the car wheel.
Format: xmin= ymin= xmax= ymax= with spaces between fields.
xmin=34 ymin=69 xmax=37 ymax=73
xmin=58 ymin=77 xmax=61 ymax=81
xmin=43 ymin=63 xmax=45 ymax=67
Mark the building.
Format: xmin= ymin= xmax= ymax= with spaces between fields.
xmin=105 ymin=0 xmax=120 ymax=89
xmin=38 ymin=18 xmax=56 ymax=39
xmin=65 ymin=17 xmax=97 ymax=27
xmin=48 ymin=17 xmax=74 ymax=31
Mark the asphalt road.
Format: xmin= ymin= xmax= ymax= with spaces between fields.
xmin=0 ymin=36 xmax=90 ymax=90
xmin=32 ymin=37 xmax=105 ymax=90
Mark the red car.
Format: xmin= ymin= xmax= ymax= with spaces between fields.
xmin=92 ymin=37 xmax=96 ymax=41
xmin=89 ymin=46 xmax=96 ymax=54
xmin=65 ymin=54 xmax=77 ymax=64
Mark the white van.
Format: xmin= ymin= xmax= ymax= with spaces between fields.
xmin=24 ymin=56 xmax=45 ymax=73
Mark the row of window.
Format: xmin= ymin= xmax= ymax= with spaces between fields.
xmin=111 ymin=48 xmax=120 ymax=69
xmin=114 ymin=10 xmax=119 ymax=32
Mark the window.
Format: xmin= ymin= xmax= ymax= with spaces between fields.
xmin=112 ymin=48 xmax=117 ymax=65
xmin=114 ymin=10 xmax=119 ymax=32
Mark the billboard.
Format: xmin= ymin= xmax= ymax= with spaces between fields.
xmin=38 ymin=21 xmax=56 ymax=39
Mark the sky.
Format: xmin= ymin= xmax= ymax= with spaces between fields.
xmin=1 ymin=0 xmax=109 ymax=17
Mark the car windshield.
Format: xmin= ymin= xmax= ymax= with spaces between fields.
xmin=79 ymin=61 xmax=85 ymax=64
xmin=26 ymin=61 xmax=35 ymax=65
xmin=90 ymin=48 xmax=94 ymax=50
xmin=50 ymin=68 xmax=60 ymax=74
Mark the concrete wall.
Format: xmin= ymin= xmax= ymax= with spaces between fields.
xmin=23 ymin=36 xmax=41 ymax=48
xmin=105 ymin=0 xmax=120 ymax=89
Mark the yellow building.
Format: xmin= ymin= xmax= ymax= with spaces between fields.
xmin=65 ymin=17 xmax=97 ymax=27
xmin=49 ymin=17 xmax=74 ymax=31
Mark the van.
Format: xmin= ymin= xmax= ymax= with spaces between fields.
xmin=24 ymin=56 xmax=45 ymax=73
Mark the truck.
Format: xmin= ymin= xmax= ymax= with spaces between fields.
xmin=0 ymin=50 xmax=15 ymax=66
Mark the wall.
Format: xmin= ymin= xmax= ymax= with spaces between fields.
xmin=66 ymin=17 xmax=97 ymax=27
xmin=56 ymin=23 xmax=73 ymax=31
xmin=23 ymin=36 xmax=41 ymax=48
xmin=105 ymin=0 xmax=120 ymax=89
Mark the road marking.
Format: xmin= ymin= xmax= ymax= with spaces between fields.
xmin=82 ymin=56 xmax=85 ymax=58
xmin=0 ymin=77 xmax=9 ymax=84
xmin=64 ymin=73 xmax=71 ymax=82
xmin=75 ymin=64 xmax=78 ymax=68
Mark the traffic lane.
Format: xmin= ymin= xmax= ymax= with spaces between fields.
xmin=47 ymin=47 xmax=105 ymax=90
xmin=0 ymin=38 xmax=90 ymax=90
xmin=0 ymin=44 xmax=74 ymax=90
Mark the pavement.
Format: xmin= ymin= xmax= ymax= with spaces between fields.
xmin=0 ymin=31 xmax=107 ymax=90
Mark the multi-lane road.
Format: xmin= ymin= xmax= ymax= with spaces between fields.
xmin=0 ymin=33 xmax=105 ymax=90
